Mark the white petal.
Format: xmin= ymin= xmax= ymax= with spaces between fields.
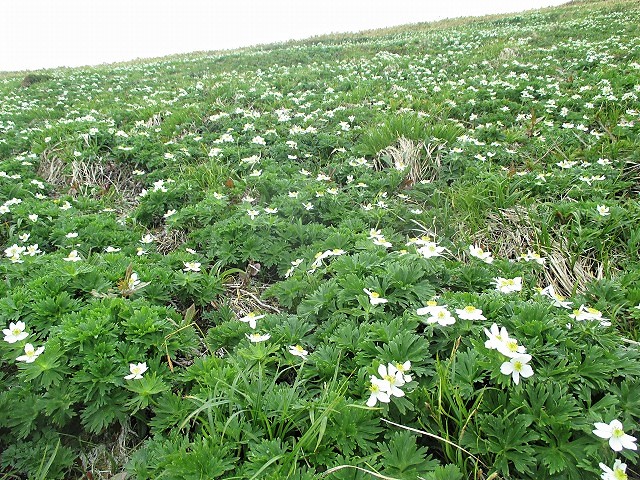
xmin=500 ymin=362 xmax=514 ymax=375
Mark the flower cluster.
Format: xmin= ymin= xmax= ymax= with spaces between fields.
xmin=469 ymin=244 xmax=494 ymax=263
xmin=494 ymin=277 xmax=523 ymax=294
xmin=569 ymin=304 xmax=611 ymax=327
xmin=366 ymin=361 xmax=412 ymax=407
xmin=368 ymin=229 xmax=392 ymax=248
xmin=485 ymin=323 xmax=533 ymax=385
xmin=417 ymin=301 xmax=485 ymax=325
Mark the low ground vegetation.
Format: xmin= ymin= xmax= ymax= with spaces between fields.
xmin=1 ymin=0 xmax=639 ymax=478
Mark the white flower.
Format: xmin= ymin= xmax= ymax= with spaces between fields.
xmin=377 ymin=364 xmax=405 ymax=397
xmin=59 ymin=201 xmax=72 ymax=210
xmin=518 ymin=250 xmax=545 ymax=265
xmin=416 ymin=302 xmax=446 ymax=317
xmin=484 ymin=323 xmax=510 ymax=350
xmin=288 ymin=345 xmax=308 ymax=359
xmin=127 ymin=272 xmax=141 ymax=290
xmin=494 ymin=277 xmax=522 ymax=294
xmin=28 ymin=214 xmax=38 ymax=222
xmin=264 ymin=207 xmax=278 ymax=214
xmin=163 ymin=209 xmax=176 ymax=218
xmin=3 ymin=321 xmax=29 ymax=343
xmin=140 ymin=234 xmax=155 ymax=244
xmin=455 ymin=306 xmax=486 ymax=321
xmin=569 ymin=304 xmax=610 ymax=326
xmin=124 ymin=362 xmax=148 ymax=380
xmin=392 ymin=361 xmax=412 ymax=383
xmin=285 ymin=258 xmax=303 ymax=278
xmin=105 ymin=246 xmax=121 ymax=253
xmin=16 ymin=343 xmax=45 ymax=363
xmin=593 ymin=420 xmax=637 ymax=452
xmin=500 ymin=354 xmax=533 ymax=385
xmin=18 ymin=233 xmax=30 ymax=242
xmin=183 ymin=262 xmax=201 ymax=272
xmin=539 ymin=285 xmax=572 ymax=308
xmin=238 ymin=312 xmax=265 ymax=329
xmin=363 ymin=288 xmax=388 ymax=306
xmin=63 ymin=250 xmax=81 ymax=262
xmin=597 ymin=205 xmax=610 ymax=217
xmin=246 ymin=332 xmax=271 ymax=343
xmin=417 ymin=242 xmax=446 ymax=258
xmin=469 ymin=244 xmax=494 ymax=263
xmin=247 ymin=209 xmax=260 ymax=219
xmin=4 ymin=244 xmax=25 ymax=258
xmin=496 ymin=336 xmax=527 ymax=358
xmin=556 ymin=160 xmax=577 ymax=169
xmin=366 ymin=375 xmax=391 ymax=407
xmin=425 ymin=307 xmax=456 ymax=326
xmin=599 ymin=459 xmax=629 ymax=480
xmin=251 ymin=136 xmax=266 ymax=145
xmin=371 ymin=236 xmax=392 ymax=248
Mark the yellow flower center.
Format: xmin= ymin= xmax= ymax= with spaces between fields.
xmin=514 ymin=361 xmax=523 ymax=371
xmin=614 ymin=469 xmax=628 ymax=480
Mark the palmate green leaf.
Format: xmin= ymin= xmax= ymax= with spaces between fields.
xmin=325 ymin=403 xmax=383 ymax=457
xmin=472 ymin=413 xmax=539 ymax=477
xmin=450 ymin=349 xmax=485 ymax=399
xmin=513 ymin=382 xmax=581 ymax=430
xmin=422 ymin=464 xmax=463 ymax=480
xmin=17 ymin=340 xmax=70 ymax=389
xmin=162 ymin=437 xmax=237 ymax=479
xmin=241 ymin=438 xmax=288 ymax=479
xmin=125 ymin=372 xmax=170 ymax=412
xmin=1 ymin=389 xmax=41 ymax=439
xmin=80 ymin=390 xmax=129 ymax=434
xmin=535 ymin=427 xmax=591 ymax=478
xmin=42 ymin=383 xmax=80 ymax=427
xmin=610 ymin=379 xmax=640 ymax=420
xmin=297 ymin=278 xmax=339 ymax=319
xmin=148 ymin=392 xmax=192 ymax=433
xmin=31 ymin=291 xmax=81 ymax=325
xmin=374 ymin=330 xmax=432 ymax=377
xmin=378 ymin=431 xmax=439 ymax=478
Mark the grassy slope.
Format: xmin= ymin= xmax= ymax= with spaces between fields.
xmin=0 ymin=0 xmax=639 ymax=478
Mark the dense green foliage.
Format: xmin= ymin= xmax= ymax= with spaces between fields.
xmin=1 ymin=1 xmax=639 ymax=478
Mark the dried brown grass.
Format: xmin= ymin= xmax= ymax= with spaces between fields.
xmin=377 ymin=137 xmax=443 ymax=187
xmin=479 ymin=206 xmax=600 ymax=296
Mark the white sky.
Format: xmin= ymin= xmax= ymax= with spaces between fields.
xmin=1 ymin=0 xmax=567 ymax=72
